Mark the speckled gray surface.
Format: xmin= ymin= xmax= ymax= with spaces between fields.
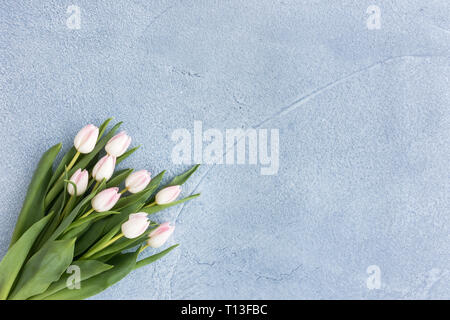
xmin=0 ymin=0 xmax=449 ymax=299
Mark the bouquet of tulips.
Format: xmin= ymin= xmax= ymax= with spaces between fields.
xmin=0 ymin=118 xmax=199 ymax=300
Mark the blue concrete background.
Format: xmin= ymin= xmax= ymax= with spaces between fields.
xmin=0 ymin=0 xmax=449 ymax=299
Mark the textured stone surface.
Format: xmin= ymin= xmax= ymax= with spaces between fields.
xmin=0 ymin=0 xmax=449 ymax=299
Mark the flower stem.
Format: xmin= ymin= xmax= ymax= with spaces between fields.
xmin=92 ymin=180 xmax=100 ymax=192
xmin=66 ymin=151 xmax=81 ymax=172
xmin=80 ymin=232 xmax=124 ymax=259
xmin=144 ymin=202 xmax=156 ymax=208
xmin=139 ymin=244 xmax=149 ymax=254
xmin=119 ymin=188 xmax=128 ymax=195
xmin=79 ymin=208 xmax=95 ymax=219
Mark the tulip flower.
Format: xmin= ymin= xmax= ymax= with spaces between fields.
xmin=105 ymin=131 xmax=131 ymax=157
xmin=121 ymin=213 xmax=150 ymax=239
xmin=92 ymin=155 xmax=116 ymax=182
xmin=91 ymin=187 xmax=121 ymax=212
xmin=125 ymin=170 xmax=151 ymax=194
xmin=147 ymin=222 xmax=175 ymax=248
xmin=67 ymin=169 xmax=89 ymax=196
xmin=155 ymin=185 xmax=181 ymax=205
xmin=74 ymin=124 xmax=99 ymax=154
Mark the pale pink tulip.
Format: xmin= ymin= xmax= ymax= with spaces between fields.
xmin=121 ymin=213 xmax=150 ymax=239
xmin=74 ymin=124 xmax=99 ymax=154
xmin=147 ymin=222 xmax=175 ymax=248
xmin=125 ymin=170 xmax=151 ymax=193
xmin=92 ymin=155 xmax=116 ymax=182
xmin=67 ymin=168 xmax=89 ymax=196
xmin=155 ymin=185 xmax=181 ymax=205
xmin=91 ymin=187 xmax=121 ymax=212
xmin=105 ymin=131 xmax=131 ymax=157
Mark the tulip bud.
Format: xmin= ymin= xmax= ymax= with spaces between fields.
xmin=125 ymin=170 xmax=151 ymax=194
xmin=155 ymin=185 xmax=181 ymax=205
xmin=67 ymin=169 xmax=89 ymax=196
xmin=147 ymin=222 xmax=175 ymax=248
xmin=92 ymin=155 xmax=116 ymax=182
xmin=121 ymin=213 xmax=150 ymax=239
xmin=74 ymin=124 xmax=99 ymax=154
xmin=91 ymin=187 xmax=121 ymax=212
xmin=105 ymin=131 xmax=131 ymax=157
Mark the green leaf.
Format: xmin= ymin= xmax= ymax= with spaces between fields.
xmin=134 ymin=244 xmax=179 ymax=270
xmin=9 ymin=238 xmax=76 ymax=300
xmin=116 ymin=146 xmax=140 ymax=165
xmin=141 ymin=194 xmax=200 ymax=215
xmin=64 ymin=211 xmax=120 ymax=232
xmin=47 ymin=147 xmax=76 ymax=189
xmin=29 ymin=260 xmax=113 ymax=300
xmin=74 ymin=220 xmax=108 ymax=257
xmin=59 ymin=221 xmax=91 ymax=241
xmin=168 ymin=164 xmax=200 ymax=186
xmin=0 ymin=213 xmax=54 ymax=300
xmin=97 ymin=118 xmax=114 ymax=141
xmin=44 ymin=122 xmax=122 ymax=208
xmin=10 ymin=143 xmax=62 ymax=246
xmin=43 ymin=251 xmax=139 ymax=300
xmin=106 ymin=169 xmax=133 ymax=188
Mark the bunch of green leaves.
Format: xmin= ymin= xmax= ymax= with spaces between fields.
xmin=0 ymin=119 xmax=200 ymax=300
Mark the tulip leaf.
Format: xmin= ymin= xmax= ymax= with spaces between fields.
xmin=64 ymin=211 xmax=120 ymax=232
xmin=116 ymin=146 xmax=140 ymax=165
xmin=141 ymin=194 xmax=200 ymax=215
xmin=0 ymin=213 xmax=54 ymax=300
xmin=168 ymin=164 xmax=200 ymax=186
xmin=97 ymin=118 xmax=113 ymax=141
xmin=42 ymin=251 xmax=139 ymax=300
xmin=106 ymin=169 xmax=133 ymax=188
xmin=9 ymin=238 xmax=76 ymax=300
xmin=29 ymin=260 xmax=113 ymax=300
xmin=44 ymin=122 xmax=122 ymax=208
xmin=9 ymin=143 xmax=62 ymax=246
xmin=47 ymin=147 xmax=76 ymax=189
xmin=59 ymin=221 xmax=91 ymax=241
xmin=74 ymin=220 xmax=108 ymax=257
xmin=134 ymin=244 xmax=179 ymax=270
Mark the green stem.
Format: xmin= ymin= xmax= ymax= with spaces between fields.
xmin=144 ymin=202 xmax=156 ymax=208
xmin=79 ymin=208 xmax=95 ymax=219
xmin=64 ymin=151 xmax=81 ymax=174
xmin=92 ymin=180 xmax=100 ymax=192
xmin=80 ymin=232 xmax=124 ymax=259
xmin=139 ymin=244 xmax=149 ymax=254
xmin=119 ymin=188 xmax=128 ymax=195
